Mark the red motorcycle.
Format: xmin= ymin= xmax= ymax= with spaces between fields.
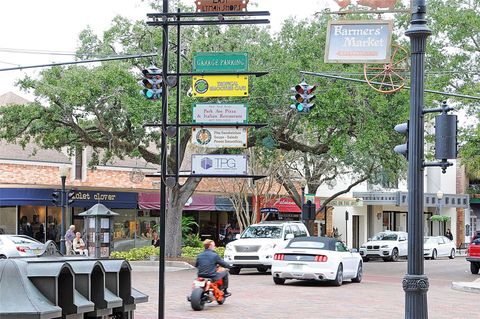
xmin=188 ymin=267 xmax=229 ymax=311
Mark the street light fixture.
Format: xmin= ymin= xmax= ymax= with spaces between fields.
xmin=59 ymin=164 xmax=69 ymax=254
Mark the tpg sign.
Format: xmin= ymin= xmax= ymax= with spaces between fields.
xmin=191 ymin=154 xmax=248 ymax=175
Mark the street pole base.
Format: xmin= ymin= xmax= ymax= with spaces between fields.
xmin=403 ymin=274 xmax=429 ymax=319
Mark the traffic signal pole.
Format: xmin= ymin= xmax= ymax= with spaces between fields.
xmin=403 ymin=0 xmax=431 ymax=318
xmin=158 ymin=1 xmax=168 ymax=318
xmin=60 ymin=175 xmax=66 ymax=255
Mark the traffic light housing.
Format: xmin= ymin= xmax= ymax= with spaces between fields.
xmin=302 ymin=200 xmax=316 ymax=220
xmin=434 ymin=113 xmax=458 ymax=160
xmin=52 ymin=190 xmax=60 ymax=206
xmin=140 ymin=65 xmax=163 ymax=100
xmin=290 ymin=81 xmax=316 ymax=113
xmin=67 ymin=190 xmax=76 ymax=205
xmin=394 ymin=121 xmax=409 ymax=159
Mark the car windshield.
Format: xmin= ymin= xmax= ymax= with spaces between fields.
xmin=241 ymin=226 xmax=282 ymax=239
xmin=8 ymin=236 xmax=41 ymax=245
xmin=288 ymin=241 xmax=326 ymax=249
xmin=372 ymin=233 xmax=398 ymax=241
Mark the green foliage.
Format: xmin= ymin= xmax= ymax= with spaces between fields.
xmin=110 ymin=245 xmax=159 ymax=261
xmin=183 ymin=233 xmax=203 ymax=248
xmin=430 ymin=215 xmax=451 ymax=222
xmin=181 ymin=246 xmax=225 ymax=259
xmin=182 ymin=215 xmax=199 ymax=238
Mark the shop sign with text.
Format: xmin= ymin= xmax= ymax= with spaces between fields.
xmin=193 ymin=52 xmax=248 ymax=73
xmin=192 ymin=126 xmax=247 ymax=148
xmin=325 ymin=20 xmax=393 ymax=64
xmin=193 ymin=103 xmax=247 ymax=124
xmin=191 ymin=154 xmax=248 ymax=175
xmin=192 ymin=75 xmax=248 ymax=97
xmin=195 ymin=0 xmax=249 ymax=12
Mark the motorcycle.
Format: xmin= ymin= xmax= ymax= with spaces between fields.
xmin=188 ymin=267 xmax=229 ymax=311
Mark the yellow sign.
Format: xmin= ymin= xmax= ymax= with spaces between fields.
xmin=192 ymin=75 xmax=248 ymax=98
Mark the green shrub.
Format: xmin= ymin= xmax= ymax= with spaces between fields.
xmin=181 ymin=246 xmax=225 ymax=258
xmin=110 ymin=245 xmax=159 ymax=261
xmin=183 ymin=234 xmax=203 ymax=248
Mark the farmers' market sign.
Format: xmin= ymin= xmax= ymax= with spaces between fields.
xmin=324 ymin=20 xmax=393 ymax=64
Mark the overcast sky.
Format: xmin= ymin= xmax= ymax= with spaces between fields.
xmin=0 ymin=0 xmax=330 ymax=97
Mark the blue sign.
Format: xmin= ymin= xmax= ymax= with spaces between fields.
xmin=324 ymin=20 xmax=393 ymax=64
xmin=0 ymin=188 xmax=138 ymax=209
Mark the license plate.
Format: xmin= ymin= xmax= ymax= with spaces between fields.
xmin=193 ymin=280 xmax=206 ymax=287
xmin=33 ymin=249 xmax=43 ymax=255
xmin=292 ymin=272 xmax=303 ymax=277
xmin=292 ymin=264 xmax=303 ymax=270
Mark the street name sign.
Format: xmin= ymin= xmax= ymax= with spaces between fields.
xmin=193 ymin=103 xmax=248 ymax=124
xmin=192 ymin=75 xmax=249 ymax=97
xmin=192 ymin=126 xmax=248 ymax=148
xmin=195 ymin=0 xmax=249 ymax=12
xmin=193 ymin=52 xmax=248 ymax=73
xmin=324 ymin=20 xmax=393 ymax=63
xmin=260 ymin=207 xmax=279 ymax=214
xmin=191 ymin=154 xmax=248 ymax=175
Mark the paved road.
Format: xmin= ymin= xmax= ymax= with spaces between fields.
xmin=132 ymin=256 xmax=478 ymax=319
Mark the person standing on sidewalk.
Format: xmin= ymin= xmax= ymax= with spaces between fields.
xmin=65 ymin=225 xmax=76 ymax=255
xmin=445 ymin=229 xmax=454 ymax=241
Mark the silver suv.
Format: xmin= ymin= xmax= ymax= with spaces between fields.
xmin=223 ymin=221 xmax=310 ymax=275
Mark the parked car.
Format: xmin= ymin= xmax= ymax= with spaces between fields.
xmin=467 ymin=238 xmax=480 ymax=274
xmin=223 ymin=221 xmax=309 ymax=274
xmin=423 ymin=236 xmax=456 ymax=260
xmin=0 ymin=235 xmax=45 ymax=258
xmin=271 ymin=236 xmax=363 ymax=286
xmin=359 ymin=231 xmax=408 ymax=262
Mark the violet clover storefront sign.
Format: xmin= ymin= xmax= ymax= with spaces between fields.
xmin=324 ymin=20 xmax=393 ymax=64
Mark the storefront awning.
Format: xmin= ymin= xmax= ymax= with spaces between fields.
xmin=259 ymin=197 xmax=301 ymax=213
xmin=139 ymin=193 xmax=227 ymax=211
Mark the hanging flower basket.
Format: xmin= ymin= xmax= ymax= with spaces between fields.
xmin=429 ymin=215 xmax=451 ymax=222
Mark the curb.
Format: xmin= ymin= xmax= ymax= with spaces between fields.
xmin=129 ymin=260 xmax=195 ymax=269
xmin=451 ymin=279 xmax=480 ymax=294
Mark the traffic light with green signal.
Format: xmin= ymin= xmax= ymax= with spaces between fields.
xmin=140 ymin=65 xmax=163 ymax=100
xmin=290 ymin=81 xmax=316 ymax=113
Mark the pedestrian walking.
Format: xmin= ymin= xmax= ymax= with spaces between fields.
xmin=65 ymin=225 xmax=76 ymax=255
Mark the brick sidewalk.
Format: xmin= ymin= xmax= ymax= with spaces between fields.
xmin=131 ymin=263 xmax=478 ymax=319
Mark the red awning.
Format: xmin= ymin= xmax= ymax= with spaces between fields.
xmin=138 ymin=193 xmax=216 ymax=211
xmin=257 ymin=196 xmax=321 ymax=214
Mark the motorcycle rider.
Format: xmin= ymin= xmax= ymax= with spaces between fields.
xmin=195 ymin=239 xmax=232 ymax=297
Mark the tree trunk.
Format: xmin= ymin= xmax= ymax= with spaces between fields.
xmin=164 ymin=177 xmax=201 ymax=257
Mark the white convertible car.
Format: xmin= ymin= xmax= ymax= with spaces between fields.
xmin=271 ymin=236 xmax=363 ymax=286
xmin=423 ymin=236 xmax=456 ymax=259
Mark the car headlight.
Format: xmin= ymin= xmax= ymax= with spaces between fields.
xmin=381 ymin=245 xmax=390 ymax=248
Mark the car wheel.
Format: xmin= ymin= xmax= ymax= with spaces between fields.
xmin=431 ymin=249 xmax=437 ymax=260
xmin=352 ymin=262 xmax=363 ymax=283
xmin=229 ymin=267 xmax=240 ymax=275
xmin=332 ymin=264 xmax=343 ymax=287
xmin=390 ymin=248 xmax=399 ymax=262
xmin=273 ymin=277 xmax=285 ymax=285
xmin=470 ymin=262 xmax=480 ymax=275
xmin=449 ymin=249 xmax=455 ymax=259
xmin=0 ymin=255 xmax=6 ymax=259
xmin=362 ymin=257 xmax=369 ymax=262
xmin=256 ymin=266 xmax=268 ymax=273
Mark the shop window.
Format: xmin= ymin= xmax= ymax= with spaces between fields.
xmin=0 ymin=207 xmax=16 ymax=235
xmin=75 ymin=146 xmax=83 ymax=180
xmin=19 ymin=206 xmax=46 ymax=242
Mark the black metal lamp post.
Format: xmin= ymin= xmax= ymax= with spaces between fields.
xmin=58 ymin=165 xmax=69 ymax=255
xmin=403 ymin=0 xmax=432 ymax=317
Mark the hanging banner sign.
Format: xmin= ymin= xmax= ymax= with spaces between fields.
xmin=191 ymin=154 xmax=248 ymax=175
xmin=193 ymin=52 xmax=248 ymax=73
xmin=195 ymin=0 xmax=249 ymax=12
xmin=193 ymin=103 xmax=248 ymax=124
xmin=324 ymin=20 xmax=393 ymax=64
xmin=192 ymin=75 xmax=249 ymax=97
xmin=192 ymin=126 xmax=248 ymax=148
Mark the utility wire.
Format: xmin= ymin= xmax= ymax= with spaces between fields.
xmin=0 ymin=53 xmax=159 ymax=72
